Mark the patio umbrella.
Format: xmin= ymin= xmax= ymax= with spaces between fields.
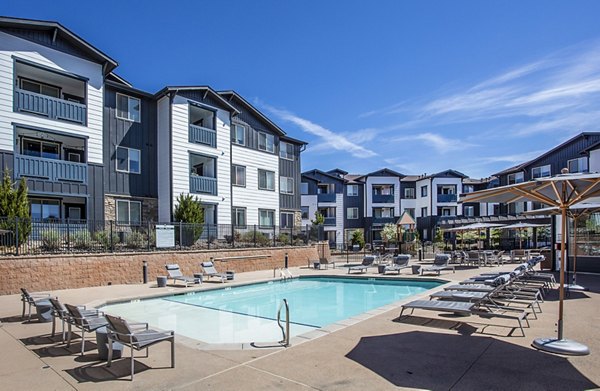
xmin=498 ymin=222 xmax=549 ymax=249
xmin=461 ymin=169 xmax=600 ymax=356
xmin=524 ymin=202 xmax=600 ymax=291
xmin=444 ymin=222 xmax=505 ymax=250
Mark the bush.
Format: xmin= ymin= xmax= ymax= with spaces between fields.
xmin=277 ymin=233 xmax=290 ymax=244
xmin=71 ymin=230 xmax=92 ymax=250
xmin=174 ymin=194 xmax=204 ymax=245
xmin=240 ymin=231 xmax=271 ymax=246
xmin=41 ymin=230 xmax=61 ymax=251
xmin=125 ymin=231 xmax=146 ymax=249
xmin=350 ymin=229 xmax=365 ymax=249
xmin=93 ymin=230 xmax=119 ymax=249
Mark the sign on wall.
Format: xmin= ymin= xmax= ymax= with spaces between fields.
xmin=156 ymin=225 xmax=175 ymax=248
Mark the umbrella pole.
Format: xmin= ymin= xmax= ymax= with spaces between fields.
xmin=558 ymin=206 xmax=566 ymax=340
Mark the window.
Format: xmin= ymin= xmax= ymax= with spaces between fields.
xmin=281 ymin=212 xmax=295 ymax=228
xmin=404 ymin=208 xmax=415 ymax=218
xmin=189 ymin=104 xmax=216 ymax=129
xmin=20 ymin=78 xmax=60 ymax=98
xmin=347 ymin=207 xmax=359 ymax=219
xmin=21 ymin=138 xmax=60 ymax=160
xmin=116 ymin=93 xmax=141 ymax=122
xmin=421 ymin=186 xmax=428 ymax=197
xmin=507 ymin=172 xmax=525 ymax=184
xmin=116 ymin=146 xmax=141 ymax=174
xmin=464 ymin=205 xmax=475 ymax=217
xmin=532 ymin=165 xmax=551 ymax=179
xmin=232 ymin=165 xmax=246 ymax=187
xmin=279 ymin=141 xmax=294 ymax=160
xmin=347 ymin=185 xmax=359 ymax=196
xmin=30 ymin=199 xmax=60 ymax=220
xmin=403 ymin=187 xmax=415 ymax=199
xmin=300 ymin=182 xmax=309 ymax=195
xmin=463 ymin=185 xmax=474 ymax=193
xmin=258 ymin=132 xmax=275 ymax=153
xmin=301 ymin=206 xmax=309 ymax=219
xmin=259 ymin=209 xmax=275 ymax=227
xmin=421 ymin=207 xmax=428 ymax=217
xmin=568 ymin=157 xmax=588 ymax=173
xmin=233 ymin=207 xmax=246 ymax=227
xmin=116 ymin=200 xmax=142 ymax=224
xmin=232 ymin=124 xmax=245 ymax=145
xmin=280 ymin=177 xmax=294 ymax=195
xmin=258 ymin=170 xmax=275 ymax=191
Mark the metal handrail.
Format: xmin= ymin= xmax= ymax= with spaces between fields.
xmin=277 ymin=298 xmax=290 ymax=347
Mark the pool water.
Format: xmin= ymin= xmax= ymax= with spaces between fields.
xmin=101 ymin=277 xmax=442 ymax=344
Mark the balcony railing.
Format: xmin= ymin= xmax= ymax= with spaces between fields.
xmin=323 ymin=217 xmax=336 ymax=226
xmin=14 ymin=88 xmax=86 ymax=125
xmin=190 ymin=175 xmax=217 ymax=195
xmin=189 ymin=124 xmax=216 ymax=148
xmin=372 ymin=216 xmax=396 ymax=224
xmin=372 ymin=194 xmax=395 ymax=203
xmin=14 ymin=154 xmax=87 ymax=183
xmin=437 ymin=194 xmax=457 ymax=202
xmin=317 ymin=193 xmax=336 ymax=203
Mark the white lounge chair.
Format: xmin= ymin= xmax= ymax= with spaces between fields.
xmin=201 ymin=261 xmax=227 ymax=282
xmin=165 ymin=264 xmax=199 ymax=287
xmin=348 ymin=256 xmax=375 ymax=274
xmin=384 ymin=255 xmax=411 ymax=274
xmin=421 ymin=254 xmax=454 ymax=275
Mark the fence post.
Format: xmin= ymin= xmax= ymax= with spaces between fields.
xmin=207 ymin=224 xmax=211 ymax=250
xmin=290 ymin=226 xmax=293 ymax=246
xmin=147 ymin=221 xmax=151 ymax=251
xmin=179 ymin=221 xmax=183 ymax=250
xmin=306 ymin=224 xmax=309 ymax=244
xmin=231 ymin=224 xmax=235 ymax=248
xmin=273 ymin=225 xmax=276 ymax=247
xmin=66 ymin=219 xmax=70 ymax=252
xmin=15 ymin=216 xmax=19 ymax=256
xmin=253 ymin=224 xmax=257 ymax=247
xmin=110 ymin=220 xmax=114 ymax=252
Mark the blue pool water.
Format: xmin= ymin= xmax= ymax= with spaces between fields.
xmin=101 ymin=276 xmax=442 ymax=344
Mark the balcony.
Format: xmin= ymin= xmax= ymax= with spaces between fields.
xmin=317 ymin=193 xmax=336 ymax=203
xmin=190 ymin=175 xmax=217 ymax=195
xmin=372 ymin=194 xmax=395 ymax=203
xmin=14 ymin=155 xmax=87 ymax=183
xmin=372 ymin=216 xmax=396 ymax=224
xmin=323 ymin=217 xmax=336 ymax=226
xmin=189 ymin=124 xmax=216 ymax=148
xmin=14 ymin=88 xmax=86 ymax=125
xmin=437 ymin=194 xmax=457 ymax=203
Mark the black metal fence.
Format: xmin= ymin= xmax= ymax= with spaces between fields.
xmin=0 ymin=218 xmax=326 ymax=256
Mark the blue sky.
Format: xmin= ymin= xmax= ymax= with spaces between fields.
xmin=5 ymin=1 xmax=600 ymax=178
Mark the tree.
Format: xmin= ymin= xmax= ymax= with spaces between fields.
xmin=173 ymin=194 xmax=204 ymax=245
xmin=434 ymin=227 xmax=444 ymax=243
xmin=0 ymin=170 xmax=31 ymax=245
xmin=350 ymin=229 xmax=365 ymax=249
xmin=311 ymin=211 xmax=325 ymax=225
xmin=381 ymin=223 xmax=398 ymax=243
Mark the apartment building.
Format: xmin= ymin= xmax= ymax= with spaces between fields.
xmin=0 ymin=16 xmax=305 ymax=226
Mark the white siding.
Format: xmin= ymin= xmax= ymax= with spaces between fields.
xmin=365 ymin=176 xmax=400 ymax=216
xmin=335 ymin=193 xmax=344 ymax=246
xmin=157 ymin=96 xmax=171 ymax=221
xmin=415 ymin=178 xmax=430 ymax=217
xmin=431 ymin=177 xmax=462 ymax=216
xmin=301 ymin=195 xmax=317 ymax=226
xmin=170 ymin=96 xmax=231 ymax=224
xmin=0 ymin=31 xmax=104 ymax=163
xmin=232 ymin=144 xmax=279 ymax=226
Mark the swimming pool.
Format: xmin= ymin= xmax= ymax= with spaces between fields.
xmin=101 ymin=276 xmax=442 ymax=344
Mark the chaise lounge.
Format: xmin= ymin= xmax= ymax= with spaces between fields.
xmin=200 ymin=261 xmax=227 ymax=283
xmin=165 ymin=264 xmax=199 ymax=287
xmin=348 ymin=256 xmax=375 ymax=274
xmin=420 ymin=254 xmax=455 ymax=275
xmin=384 ymin=254 xmax=411 ymax=274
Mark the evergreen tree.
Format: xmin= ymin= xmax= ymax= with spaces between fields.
xmin=173 ymin=193 xmax=204 ymax=244
xmin=0 ymin=170 xmax=31 ymax=245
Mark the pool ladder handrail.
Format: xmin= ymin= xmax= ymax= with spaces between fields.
xmin=277 ymin=298 xmax=290 ymax=347
xmin=274 ymin=267 xmax=293 ymax=280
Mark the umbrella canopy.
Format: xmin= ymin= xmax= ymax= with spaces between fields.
xmin=523 ymin=202 xmax=600 ymax=218
xmin=445 ymin=222 xmax=504 ymax=231
xmin=499 ymin=222 xmax=548 ymax=229
xmin=461 ymin=170 xmax=600 ymax=355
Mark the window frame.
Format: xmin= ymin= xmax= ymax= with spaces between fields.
xmin=232 ymin=124 xmax=246 ymax=146
xmin=421 ymin=186 xmax=428 ymax=197
xmin=421 ymin=207 xmax=428 ymax=217
xmin=115 ymin=92 xmax=141 ymax=123
xmin=232 ymin=164 xmax=246 ymax=187
xmin=301 ymin=206 xmax=309 ymax=220
xmin=404 ymin=187 xmax=415 ymax=199
xmin=531 ymin=165 xmax=551 ymax=179
xmin=507 ymin=172 xmax=525 ymax=184
xmin=300 ymin=182 xmax=309 ymax=195
xmin=232 ymin=206 xmax=247 ymax=228
xmin=347 ymin=207 xmax=359 ymax=219
xmin=280 ymin=212 xmax=295 ymax=228
xmin=279 ymin=141 xmax=295 ymax=160
xmin=464 ymin=205 xmax=475 ymax=217
xmin=258 ymin=169 xmax=275 ymax=191
xmin=258 ymin=132 xmax=275 ymax=153
xmin=347 ymin=184 xmax=359 ymax=196
xmin=280 ymin=176 xmax=294 ymax=195
xmin=258 ymin=209 xmax=275 ymax=228
xmin=19 ymin=77 xmax=61 ymax=98
xmin=116 ymin=199 xmax=142 ymax=225
xmin=567 ymin=157 xmax=588 ymax=174
xmin=116 ymin=146 xmax=141 ymax=174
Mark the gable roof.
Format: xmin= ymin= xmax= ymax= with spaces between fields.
xmin=0 ymin=16 xmax=118 ymax=74
xmin=355 ymin=168 xmax=405 ymax=180
xmin=427 ymin=169 xmax=468 ymax=179
xmin=301 ymin=169 xmax=345 ymax=183
xmin=219 ymin=90 xmax=285 ymax=136
xmin=155 ymin=86 xmax=240 ymax=115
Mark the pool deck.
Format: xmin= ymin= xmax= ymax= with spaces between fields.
xmin=1 ymin=260 xmax=599 ymax=390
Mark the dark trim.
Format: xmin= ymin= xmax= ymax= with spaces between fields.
xmin=218 ymin=90 xmax=286 ymax=136
xmin=12 ymin=122 xmax=89 ymax=139
xmin=168 ymin=93 xmax=174 ymax=220
xmin=154 ymin=86 xmax=240 ymax=115
xmin=13 ymin=55 xmax=89 ymax=81
xmin=26 ymin=190 xmax=89 ymax=198
xmin=105 ymin=79 xmax=153 ymax=98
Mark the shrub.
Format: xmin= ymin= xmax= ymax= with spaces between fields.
xmin=350 ymin=229 xmax=365 ymax=249
xmin=174 ymin=194 xmax=204 ymax=245
xmin=41 ymin=230 xmax=61 ymax=251
xmin=71 ymin=230 xmax=92 ymax=250
xmin=240 ymin=231 xmax=271 ymax=246
xmin=277 ymin=233 xmax=290 ymax=244
xmin=0 ymin=170 xmax=31 ymax=245
xmin=93 ymin=230 xmax=120 ymax=249
xmin=125 ymin=231 xmax=146 ymax=249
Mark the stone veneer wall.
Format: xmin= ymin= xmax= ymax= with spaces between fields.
xmin=104 ymin=195 xmax=159 ymax=222
xmin=0 ymin=245 xmax=324 ymax=295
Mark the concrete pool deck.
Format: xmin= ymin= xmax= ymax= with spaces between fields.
xmin=0 ymin=260 xmax=599 ymax=390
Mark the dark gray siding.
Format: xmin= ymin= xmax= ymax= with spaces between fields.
xmin=344 ymin=183 xmax=364 ymax=229
xmin=103 ymin=84 xmax=157 ymax=198
xmin=302 ymin=171 xmax=344 ymax=193
xmin=1 ymin=27 xmax=93 ymax=62
xmin=87 ymin=163 xmax=104 ymax=220
xmin=279 ymin=144 xmax=302 ymax=210
xmin=177 ymin=90 xmax=232 ymax=114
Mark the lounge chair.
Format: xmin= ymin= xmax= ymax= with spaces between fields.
xmin=165 ymin=264 xmax=199 ymax=287
xmin=348 ymin=256 xmax=375 ymax=274
xmin=420 ymin=254 xmax=454 ymax=275
xmin=200 ymin=261 xmax=227 ymax=282
xmin=20 ymin=288 xmax=52 ymax=321
xmin=384 ymin=255 xmax=411 ymax=274
xmin=49 ymin=298 xmax=99 ymax=343
xmin=64 ymin=303 xmax=107 ymax=355
xmin=105 ymin=314 xmax=175 ymax=381
xmin=511 ymin=249 xmax=527 ymax=263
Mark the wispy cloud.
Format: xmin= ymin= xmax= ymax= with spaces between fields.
xmin=261 ymin=104 xmax=377 ymax=158
xmin=392 ymin=132 xmax=477 ymax=153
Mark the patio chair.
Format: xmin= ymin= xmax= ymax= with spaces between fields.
xmin=49 ymin=298 xmax=99 ymax=343
xmin=20 ymin=288 xmax=51 ymax=321
xmin=200 ymin=261 xmax=227 ymax=283
xmin=384 ymin=255 xmax=411 ymax=274
xmin=165 ymin=264 xmax=199 ymax=287
xmin=105 ymin=314 xmax=175 ymax=381
xmin=420 ymin=254 xmax=454 ymax=276
xmin=466 ymin=251 xmax=481 ymax=267
xmin=64 ymin=303 xmax=108 ymax=356
xmin=348 ymin=256 xmax=375 ymax=274
xmin=511 ymin=249 xmax=527 ymax=263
